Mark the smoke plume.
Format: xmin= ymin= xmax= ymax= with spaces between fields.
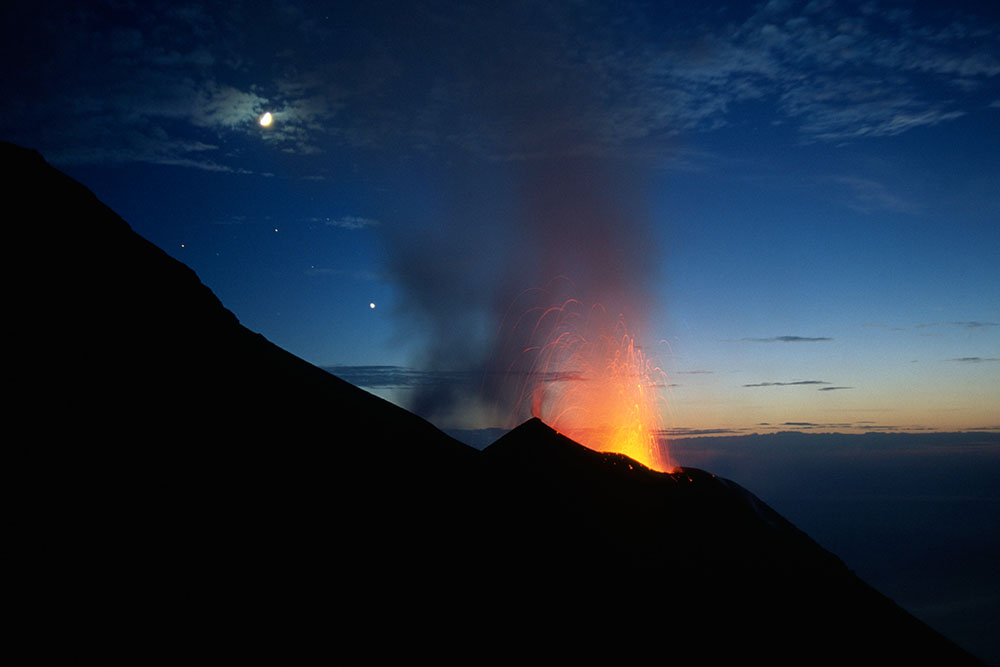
xmin=382 ymin=4 xmax=662 ymax=428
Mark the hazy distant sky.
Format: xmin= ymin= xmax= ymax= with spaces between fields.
xmin=4 ymin=0 xmax=998 ymax=433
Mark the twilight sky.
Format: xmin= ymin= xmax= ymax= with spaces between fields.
xmin=4 ymin=0 xmax=998 ymax=434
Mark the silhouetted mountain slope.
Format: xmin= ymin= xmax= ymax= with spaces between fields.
xmin=6 ymin=141 xmax=479 ymax=658
xmin=8 ymin=141 xmax=469 ymax=457
xmin=478 ymin=418 xmax=983 ymax=661
xmin=6 ymin=142 xmax=981 ymax=663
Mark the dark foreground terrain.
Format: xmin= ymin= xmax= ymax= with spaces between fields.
xmin=8 ymin=142 xmax=982 ymax=663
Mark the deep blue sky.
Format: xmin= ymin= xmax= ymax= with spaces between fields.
xmin=4 ymin=2 xmax=998 ymax=661
xmin=3 ymin=0 xmax=998 ymax=433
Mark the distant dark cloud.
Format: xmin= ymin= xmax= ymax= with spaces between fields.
xmin=325 ymin=365 xmax=587 ymax=389
xmin=659 ymin=427 xmax=746 ymax=437
xmin=917 ymin=321 xmax=1000 ymax=330
xmin=325 ymin=365 xmax=474 ymax=389
xmin=776 ymin=421 xmax=872 ymax=430
xmin=953 ymin=321 xmax=1000 ymax=330
xmin=946 ymin=357 xmax=1000 ymax=363
xmin=743 ymin=380 xmax=830 ymax=387
xmin=667 ymin=420 xmax=998 ymax=437
xmin=819 ymin=386 xmax=854 ymax=391
xmin=742 ymin=336 xmax=833 ymax=343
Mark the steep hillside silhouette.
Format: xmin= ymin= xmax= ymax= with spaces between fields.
xmin=6 ymin=142 xmax=981 ymax=663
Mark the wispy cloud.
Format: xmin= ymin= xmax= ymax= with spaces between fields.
xmin=832 ymin=176 xmax=921 ymax=214
xmin=743 ymin=380 xmax=831 ymax=387
xmin=919 ymin=321 xmax=1000 ymax=330
xmin=769 ymin=421 xmax=902 ymax=431
xmin=952 ymin=321 xmax=1000 ymax=330
xmin=615 ymin=1 xmax=998 ymax=145
xmin=946 ymin=357 xmax=1000 ymax=363
xmin=9 ymin=1 xmax=996 ymax=170
xmin=4 ymin=4 xmax=350 ymax=169
xmin=313 ymin=216 xmax=380 ymax=230
xmin=862 ymin=322 xmax=906 ymax=332
xmin=325 ymin=365 xmax=476 ymax=389
xmin=325 ymin=365 xmax=593 ymax=389
xmin=818 ymin=386 xmax=854 ymax=391
xmin=742 ymin=336 xmax=833 ymax=343
xmin=658 ymin=427 xmax=747 ymax=437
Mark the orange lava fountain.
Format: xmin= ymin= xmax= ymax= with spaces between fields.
xmin=504 ymin=295 xmax=675 ymax=472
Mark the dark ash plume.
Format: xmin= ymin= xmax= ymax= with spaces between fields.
xmin=380 ymin=4 xmax=662 ymax=428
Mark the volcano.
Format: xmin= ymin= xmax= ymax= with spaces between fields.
xmin=7 ymin=142 xmax=982 ymax=663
